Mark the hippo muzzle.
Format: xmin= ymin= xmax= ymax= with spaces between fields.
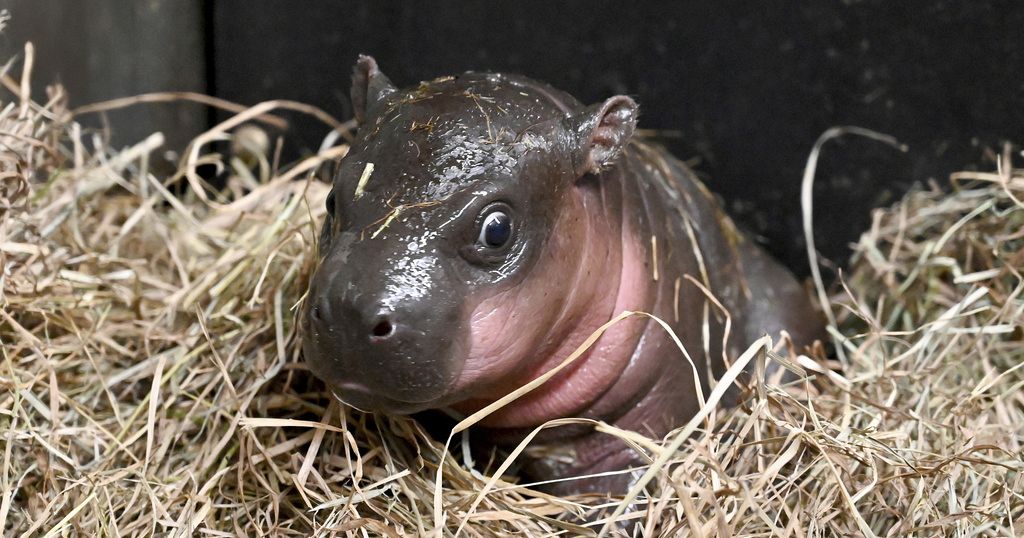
xmin=302 ymin=229 xmax=464 ymax=413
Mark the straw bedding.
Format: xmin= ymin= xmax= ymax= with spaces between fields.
xmin=1 ymin=45 xmax=1022 ymax=536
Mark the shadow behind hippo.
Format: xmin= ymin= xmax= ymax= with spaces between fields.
xmin=301 ymin=55 xmax=825 ymax=495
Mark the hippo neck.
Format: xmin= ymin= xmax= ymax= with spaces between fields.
xmin=462 ymin=141 xmax=747 ymax=436
xmin=483 ymin=142 xmax=749 ymax=443
xmin=620 ymin=141 xmax=748 ymax=309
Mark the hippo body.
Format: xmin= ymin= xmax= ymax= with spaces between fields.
xmin=303 ymin=56 xmax=824 ymax=495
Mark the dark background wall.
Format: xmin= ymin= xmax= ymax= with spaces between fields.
xmin=0 ymin=0 xmax=206 ymax=152
xmin=4 ymin=0 xmax=1023 ymax=277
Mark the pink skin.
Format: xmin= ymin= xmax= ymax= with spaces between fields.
xmin=450 ymin=185 xmax=652 ymax=429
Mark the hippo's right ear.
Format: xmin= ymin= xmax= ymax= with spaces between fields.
xmin=568 ymin=95 xmax=638 ymax=176
xmin=352 ymin=55 xmax=397 ymax=125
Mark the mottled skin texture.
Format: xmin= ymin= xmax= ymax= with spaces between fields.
xmin=302 ymin=56 xmax=825 ymax=496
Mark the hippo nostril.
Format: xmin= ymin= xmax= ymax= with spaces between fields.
xmin=311 ymin=305 xmax=323 ymax=322
xmin=371 ymin=319 xmax=394 ymax=339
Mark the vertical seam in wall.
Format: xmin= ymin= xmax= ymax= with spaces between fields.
xmin=202 ymin=0 xmax=217 ymax=130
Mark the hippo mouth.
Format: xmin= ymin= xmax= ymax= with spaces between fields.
xmin=328 ymin=380 xmax=441 ymax=415
xmin=301 ymin=340 xmax=459 ymax=414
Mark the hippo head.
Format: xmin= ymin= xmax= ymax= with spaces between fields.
xmin=302 ymin=56 xmax=638 ymax=417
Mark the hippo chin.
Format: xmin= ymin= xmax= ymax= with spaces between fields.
xmin=302 ymin=55 xmax=825 ymax=495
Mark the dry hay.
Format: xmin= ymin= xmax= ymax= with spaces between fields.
xmin=1 ymin=43 xmax=1023 ymax=536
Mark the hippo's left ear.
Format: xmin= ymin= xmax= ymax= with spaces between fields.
xmin=568 ymin=95 xmax=638 ymax=176
xmin=352 ymin=55 xmax=397 ymax=125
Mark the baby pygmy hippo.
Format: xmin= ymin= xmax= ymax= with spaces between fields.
xmin=302 ymin=56 xmax=824 ymax=495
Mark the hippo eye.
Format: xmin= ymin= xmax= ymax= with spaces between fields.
xmin=325 ymin=189 xmax=336 ymax=214
xmin=477 ymin=209 xmax=513 ymax=248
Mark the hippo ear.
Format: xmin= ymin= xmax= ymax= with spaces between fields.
xmin=352 ymin=55 xmax=397 ymax=125
xmin=568 ymin=95 xmax=638 ymax=176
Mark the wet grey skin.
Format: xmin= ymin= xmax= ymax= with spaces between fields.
xmin=302 ymin=55 xmax=826 ymax=496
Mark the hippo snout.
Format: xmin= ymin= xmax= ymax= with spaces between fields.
xmin=301 ymin=244 xmax=464 ymax=413
xmin=307 ymin=295 xmax=397 ymax=343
